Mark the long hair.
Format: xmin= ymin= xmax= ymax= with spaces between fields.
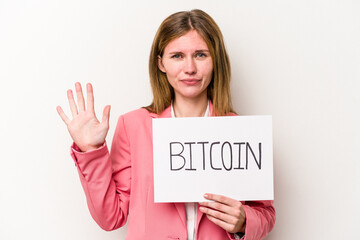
xmin=145 ymin=9 xmax=234 ymax=116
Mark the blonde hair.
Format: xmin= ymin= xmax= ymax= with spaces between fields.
xmin=145 ymin=9 xmax=234 ymax=116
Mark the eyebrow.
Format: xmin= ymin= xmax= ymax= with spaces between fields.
xmin=168 ymin=49 xmax=210 ymax=55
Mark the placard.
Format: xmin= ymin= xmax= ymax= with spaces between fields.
xmin=152 ymin=116 xmax=273 ymax=202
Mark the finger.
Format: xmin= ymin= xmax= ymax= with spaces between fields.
xmin=205 ymin=214 xmax=237 ymax=233
xmin=199 ymin=200 xmax=234 ymax=215
xmin=202 ymin=193 xmax=243 ymax=217
xmin=75 ymin=82 xmax=86 ymax=112
xmin=204 ymin=193 xmax=240 ymax=207
xmin=86 ymin=83 xmax=95 ymax=113
xmin=67 ymin=89 xmax=78 ymax=118
xmin=101 ymin=105 xmax=111 ymax=126
xmin=56 ymin=106 xmax=71 ymax=125
xmin=199 ymin=206 xmax=238 ymax=225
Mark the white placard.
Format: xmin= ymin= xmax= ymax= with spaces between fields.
xmin=152 ymin=116 xmax=273 ymax=203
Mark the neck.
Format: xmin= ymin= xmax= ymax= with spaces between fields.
xmin=173 ymin=94 xmax=208 ymax=117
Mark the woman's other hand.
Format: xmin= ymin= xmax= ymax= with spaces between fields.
xmin=199 ymin=193 xmax=246 ymax=234
xmin=56 ymin=82 xmax=111 ymax=152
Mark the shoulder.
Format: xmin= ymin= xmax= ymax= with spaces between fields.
xmin=117 ymin=108 xmax=153 ymax=129
xmin=121 ymin=107 xmax=152 ymax=120
xmin=227 ymin=112 xmax=238 ymax=117
xmin=114 ymin=108 xmax=153 ymax=139
xmin=219 ymin=111 xmax=237 ymax=117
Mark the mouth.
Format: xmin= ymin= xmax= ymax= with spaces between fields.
xmin=181 ymin=79 xmax=201 ymax=86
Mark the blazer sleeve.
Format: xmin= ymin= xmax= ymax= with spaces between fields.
xmin=243 ymin=200 xmax=276 ymax=240
xmin=70 ymin=115 xmax=131 ymax=231
xmin=225 ymin=200 xmax=275 ymax=240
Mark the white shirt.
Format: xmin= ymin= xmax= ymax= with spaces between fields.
xmin=171 ymin=101 xmax=210 ymax=240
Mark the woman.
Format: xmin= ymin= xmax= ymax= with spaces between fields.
xmin=57 ymin=9 xmax=275 ymax=240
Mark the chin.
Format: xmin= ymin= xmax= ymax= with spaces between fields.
xmin=178 ymin=90 xmax=207 ymax=100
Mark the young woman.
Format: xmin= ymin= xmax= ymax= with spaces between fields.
xmin=57 ymin=9 xmax=275 ymax=240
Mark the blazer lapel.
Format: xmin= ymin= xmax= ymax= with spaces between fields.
xmin=174 ymin=202 xmax=187 ymax=229
xmin=196 ymin=203 xmax=204 ymax=231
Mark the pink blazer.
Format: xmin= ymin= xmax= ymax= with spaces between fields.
xmin=70 ymin=102 xmax=275 ymax=240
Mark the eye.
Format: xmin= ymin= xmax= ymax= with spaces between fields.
xmin=196 ymin=52 xmax=207 ymax=58
xmin=171 ymin=54 xmax=182 ymax=59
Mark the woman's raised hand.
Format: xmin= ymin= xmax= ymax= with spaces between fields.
xmin=56 ymin=82 xmax=111 ymax=152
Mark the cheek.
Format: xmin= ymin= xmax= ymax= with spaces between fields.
xmin=163 ymin=62 xmax=181 ymax=79
xmin=202 ymin=61 xmax=214 ymax=79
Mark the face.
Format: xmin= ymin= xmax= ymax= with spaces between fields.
xmin=158 ymin=30 xmax=213 ymax=102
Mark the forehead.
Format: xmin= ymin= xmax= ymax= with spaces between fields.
xmin=164 ymin=30 xmax=209 ymax=53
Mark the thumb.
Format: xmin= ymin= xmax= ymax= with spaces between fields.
xmin=101 ymin=105 xmax=111 ymax=127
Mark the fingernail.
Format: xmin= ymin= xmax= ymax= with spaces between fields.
xmin=204 ymin=194 xmax=208 ymax=198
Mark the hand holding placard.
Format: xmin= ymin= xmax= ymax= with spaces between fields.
xmin=199 ymin=193 xmax=246 ymax=234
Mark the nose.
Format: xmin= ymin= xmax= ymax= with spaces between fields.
xmin=183 ymin=57 xmax=196 ymax=75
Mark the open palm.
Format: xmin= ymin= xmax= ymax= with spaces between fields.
xmin=56 ymin=82 xmax=110 ymax=152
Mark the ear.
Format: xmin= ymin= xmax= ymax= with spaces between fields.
xmin=158 ymin=56 xmax=166 ymax=73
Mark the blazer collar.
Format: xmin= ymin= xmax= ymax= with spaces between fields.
xmin=149 ymin=100 xmax=214 ymax=119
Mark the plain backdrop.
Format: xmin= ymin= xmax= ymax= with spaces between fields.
xmin=0 ymin=0 xmax=359 ymax=239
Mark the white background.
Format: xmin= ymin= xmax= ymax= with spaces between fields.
xmin=0 ymin=0 xmax=359 ymax=239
